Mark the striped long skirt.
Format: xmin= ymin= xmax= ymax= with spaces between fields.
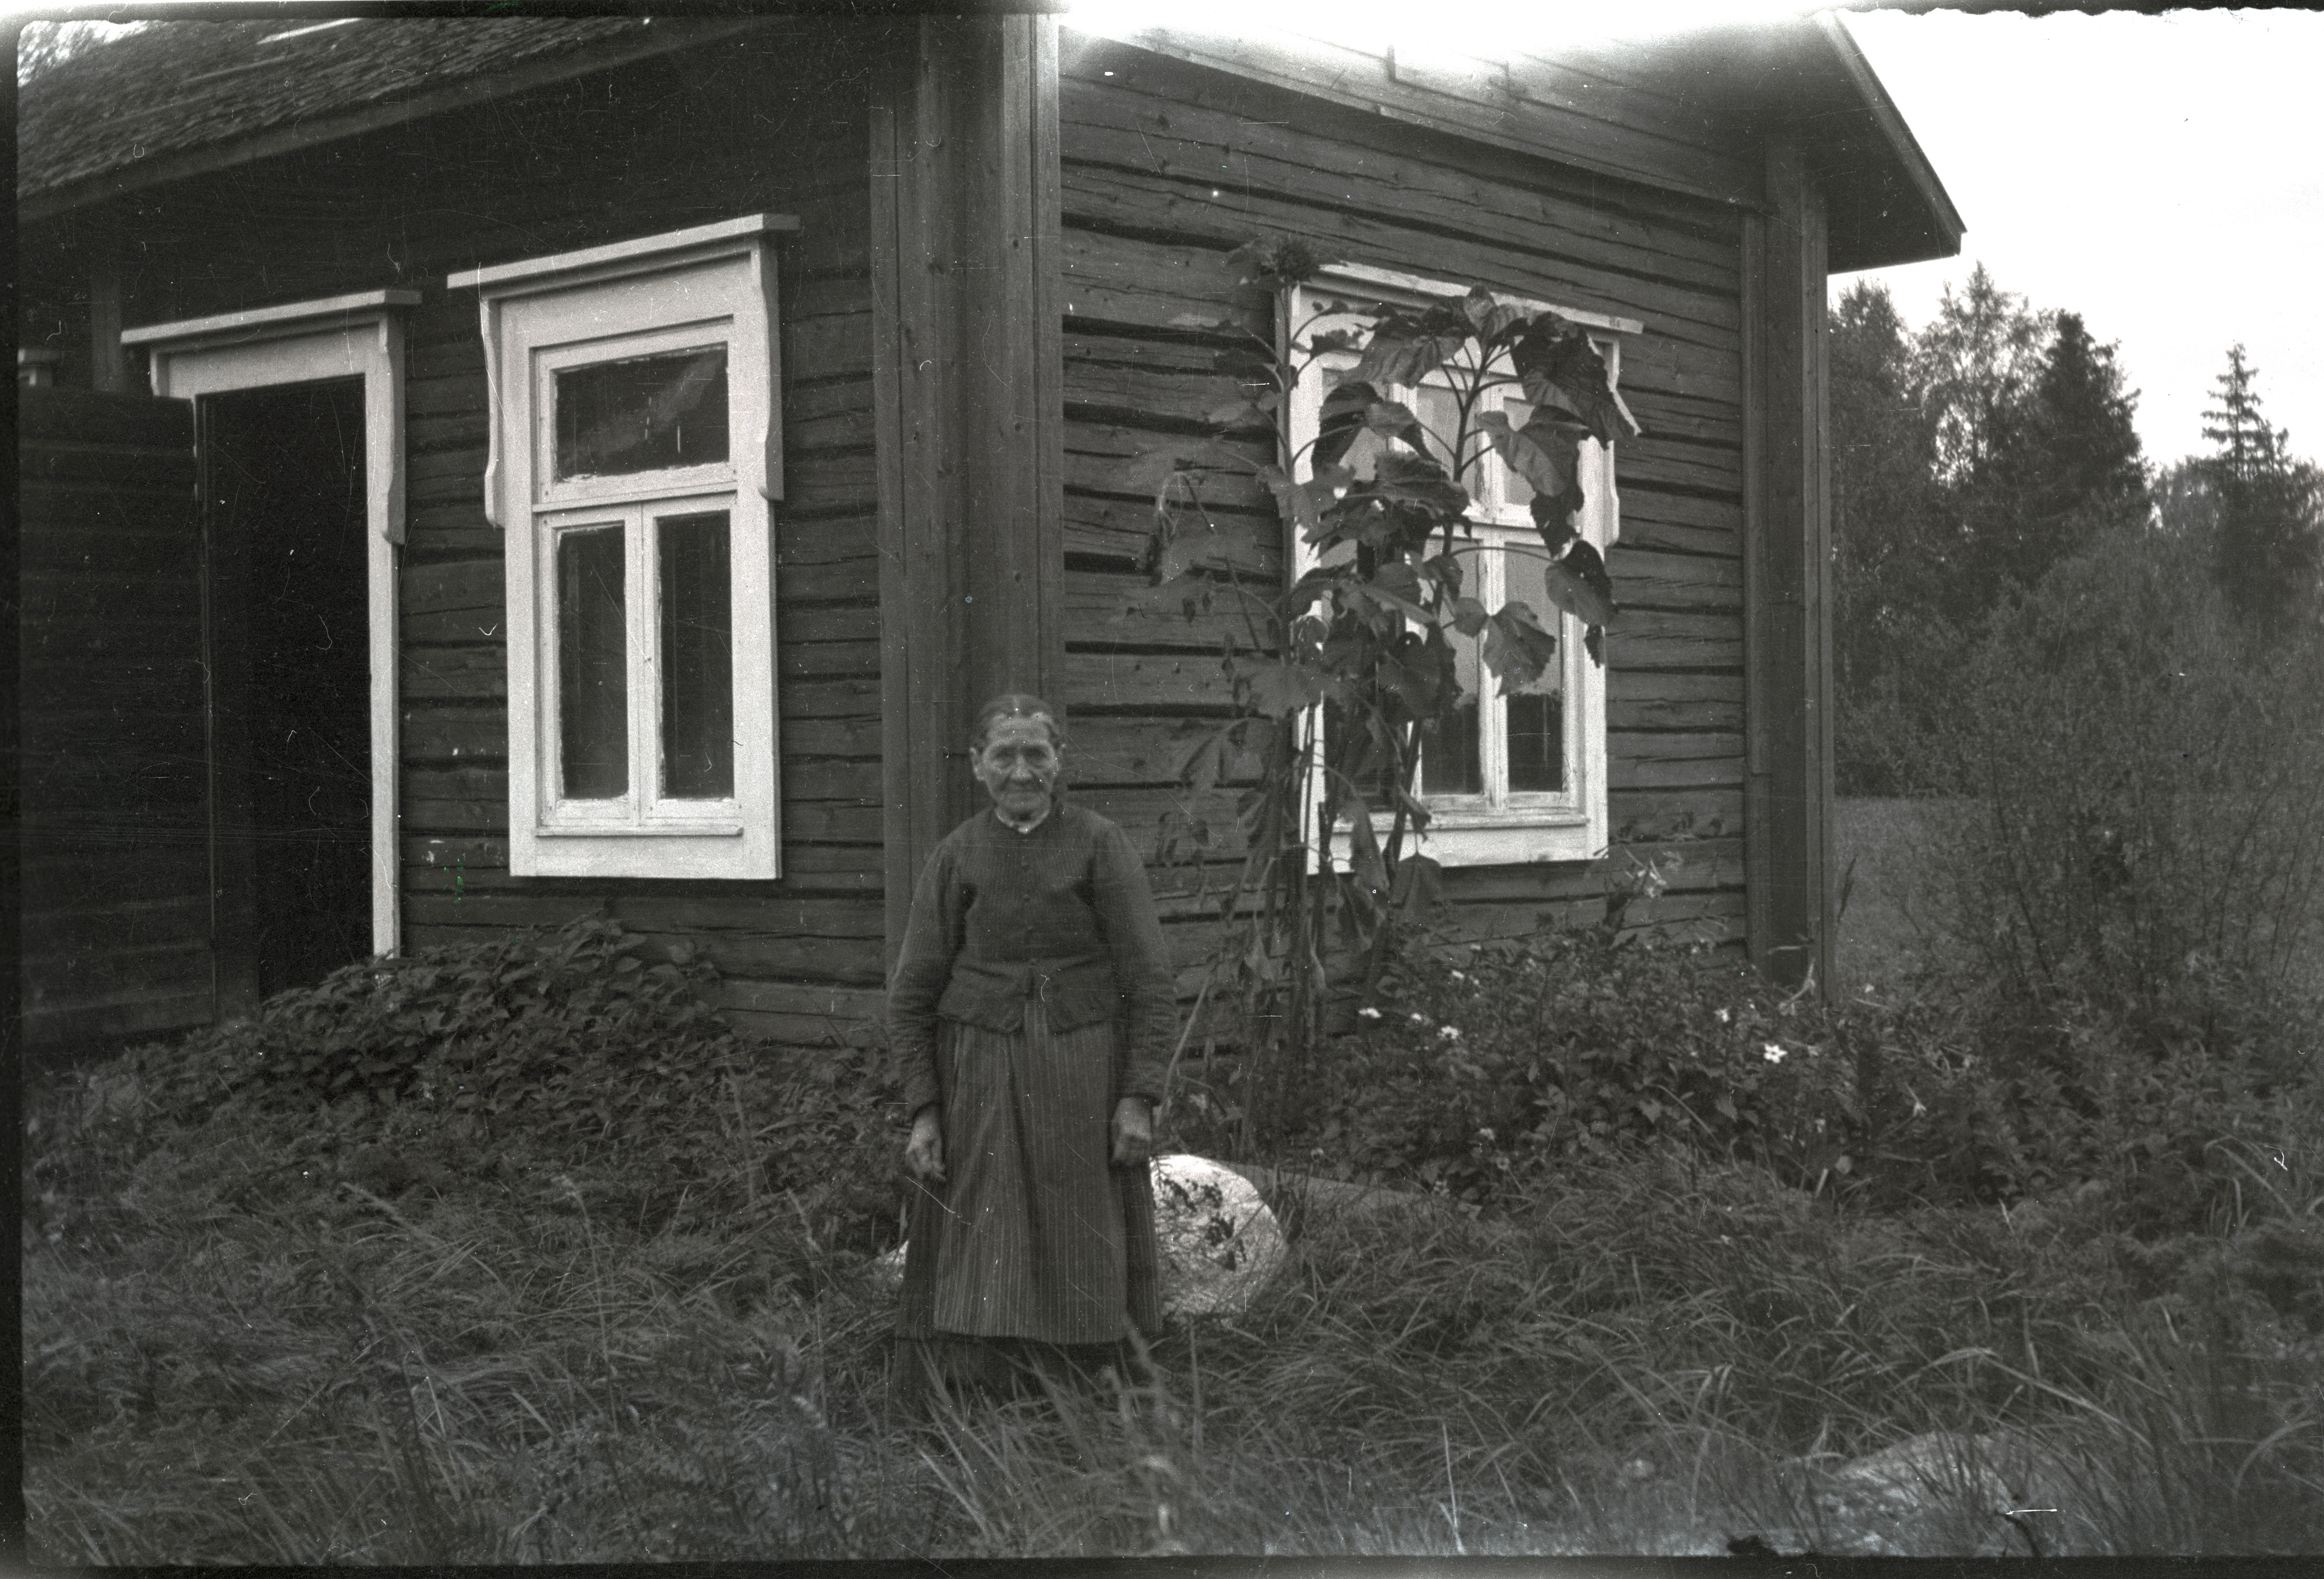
xmin=892 ymin=1003 xmax=1161 ymax=1405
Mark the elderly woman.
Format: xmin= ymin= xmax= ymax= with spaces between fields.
xmin=887 ymin=693 xmax=1178 ymax=1401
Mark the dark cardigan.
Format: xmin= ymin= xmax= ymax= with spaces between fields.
xmin=886 ymin=801 xmax=1177 ymax=1116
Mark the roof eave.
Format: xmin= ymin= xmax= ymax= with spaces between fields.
xmin=1810 ymin=11 xmax=1964 ymax=273
xmin=19 ymin=15 xmax=779 ymax=225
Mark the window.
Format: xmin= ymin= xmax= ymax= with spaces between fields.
xmin=453 ymin=214 xmax=795 ymax=879
xmin=1285 ymin=264 xmax=1638 ymax=866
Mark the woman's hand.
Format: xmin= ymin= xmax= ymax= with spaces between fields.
xmin=1110 ymin=1096 xmax=1153 ymax=1170
xmin=905 ymin=1106 xmax=946 ymax=1184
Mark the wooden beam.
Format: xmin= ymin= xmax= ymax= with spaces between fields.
xmin=1741 ymin=138 xmax=1835 ymax=994
xmin=873 ymin=15 xmax=1067 ymax=968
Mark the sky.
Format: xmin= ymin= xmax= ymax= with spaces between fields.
xmin=1841 ymin=8 xmax=2324 ymax=469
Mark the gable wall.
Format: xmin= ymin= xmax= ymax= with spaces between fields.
xmin=1054 ymin=34 xmax=1749 ymax=963
xmin=24 ymin=25 xmax=893 ymax=1047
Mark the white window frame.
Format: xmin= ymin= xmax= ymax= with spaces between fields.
xmin=125 ymin=288 xmax=418 ymax=956
xmin=450 ymin=214 xmax=796 ymax=880
xmin=1285 ymin=263 xmax=1640 ymax=867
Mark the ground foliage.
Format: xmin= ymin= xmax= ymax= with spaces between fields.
xmin=24 ymin=917 xmax=2324 ymax=1560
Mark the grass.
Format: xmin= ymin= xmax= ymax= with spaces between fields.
xmin=1833 ymin=797 xmax=1970 ymax=997
xmin=26 ymin=1045 xmax=2324 ymax=1562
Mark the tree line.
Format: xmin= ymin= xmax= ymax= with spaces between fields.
xmin=1832 ymin=265 xmax=2324 ymax=796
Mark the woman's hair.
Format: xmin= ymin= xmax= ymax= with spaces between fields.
xmin=970 ymin=692 xmax=1066 ymax=753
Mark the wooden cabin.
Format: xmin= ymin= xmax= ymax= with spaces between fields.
xmin=16 ymin=12 xmax=1961 ymax=1055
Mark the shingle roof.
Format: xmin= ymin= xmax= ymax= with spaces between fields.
xmin=17 ymin=17 xmax=677 ymax=209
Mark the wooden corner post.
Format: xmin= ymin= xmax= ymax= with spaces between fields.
xmin=871 ymin=15 xmax=1067 ymax=966
xmin=1741 ymin=138 xmax=1837 ymax=994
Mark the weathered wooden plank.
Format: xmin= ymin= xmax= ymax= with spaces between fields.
xmin=1061 ymin=24 xmax=1758 ymax=209
xmin=1066 ymin=491 xmax=1276 ymax=576
xmin=1065 ymin=648 xmax=1237 ymax=712
xmin=1605 ymin=609 xmax=1743 ymax=670
xmin=1060 ymin=101 xmax=1742 ymax=312
xmin=1066 ymin=713 xmax=1263 ymax=788
xmin=19 ymin=991 xmax=217 ymax=1048
xmin=1609 ymin=784 xmax=1745 ymax=841
xmin=1606 ymin=545 xmax=1744 ymax=611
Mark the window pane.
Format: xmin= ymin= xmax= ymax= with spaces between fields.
xmin=1505 ymin=564 xmax=1567 ymax=794
xmin=1412 ymin=385 xmax=1459 ymax=469
xmin=1501 ymin=399 xmax=1536 ymax=508
xmin=556 ymin=525 xmax=629 ymax=799
xmin=555 ymin=347 xmax=730 ymax=480
xmin=1422 ymin=621 xmax=1484 ymax=796
xmin=658 ymin=511 xmax=734 ymax=800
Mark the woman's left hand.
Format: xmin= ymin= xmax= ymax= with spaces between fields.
xmin=1110 ymin=1097 xmax=1153 ymax=1170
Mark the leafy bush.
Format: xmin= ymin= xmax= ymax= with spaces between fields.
xmin=1929 ymin=528 xmax=2324 ymax=1062
xmin=1190 ymin=924 xmax=2324 ymax=1239
xmin=100 ymin=918 xmax=903 ymax=1253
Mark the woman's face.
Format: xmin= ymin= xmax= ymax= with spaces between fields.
xmin=972 ymin=716 xmax=1062 ymax=823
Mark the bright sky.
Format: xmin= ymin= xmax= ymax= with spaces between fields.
xmin=1840 ymin=9 xmax=2324 ymax=469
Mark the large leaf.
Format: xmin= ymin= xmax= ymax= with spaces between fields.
xmin=1510 ymin=317 xmax=1634 ymax=446
xmin=1459 ymin=286 xmax=1528 ymax=343
xmin=1367 ymin=450 xmax=1475 ymax=518
xmin=1348 ymin=302 xmax=1474 ymax=390
xmin=1529 ymin=490 xmax=1581 ymax=554
xmin=1450 ymin=595 xmax=1491 ymax=637
xmin=1314 ymin=380 xmax=1379 ymax=473
xmin=1365 ymin=399 xmax=1430 ymax=456
xmin=1245 ymin=660 xmax=1329 ymax=720
xmin=1476 ymin=409 xmax=1581 ymax=501
xmin=1481 ymin=602 xmax=1561 ymax=692
xmin=1540 ymin=539 xmax=1619 ymax=628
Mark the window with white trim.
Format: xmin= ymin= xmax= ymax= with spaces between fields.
xmin=453 ymin=214 xmax=794 ymax=880
xmin=1286 ymin=265 xmax=1637 ymax=867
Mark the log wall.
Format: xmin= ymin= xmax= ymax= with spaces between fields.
xmin=1054 ymin=34 xmax=1750 ymax=960
xmin=22 ymin=24 xmax=893 ymax=1047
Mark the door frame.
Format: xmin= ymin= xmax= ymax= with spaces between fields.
xmin=124 ymin=288 xmax=417 ymax=960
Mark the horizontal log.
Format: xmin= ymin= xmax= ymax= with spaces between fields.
xmin=1062 ymin=64 xmax=1744 ymax=279
xmin=401 ymin=835 xmax=881 ymax=891
xmin=18 ymin=896 xmax=213 ymax=957
xmin=19 ymin=389 xmax=193 ymax=446
xmin=1605 ymin=544 xmax=1742 ymax=611
xmin=1059 ymin=138 xmax=1742 ymax=350
xmin=1609 ymin=784 xmax=1744 ymax=842
xmin=1056 ymin=184 xmax=1741 ymax=392
xmin=1066 ymin=713 xmax=1264 ymax=789
xmin=1066 ymin=490 xmax=1279 ymax=577
xmin=1066 ymin=566 xmax=1268 ymax=653
xmin=1065 ymin=648 xmax=1238 ymax=712
xmin=20 ymin=989 xmax=217 ymax=1050
xmin=1605 ymin=608 xmax=1742 ymax=670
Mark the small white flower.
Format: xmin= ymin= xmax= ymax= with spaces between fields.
xmin=1715 ymin=1008 xmax=1731 ymax=1025
xmin=1449 ymin=970 xmax=1467 ymax=981
xmin=1410 ymin=1011 xmax=1428 ymax=1025
xmin=1437 ymin=1025 xmax=1462 ymax=1042
xmin=1763 ymin=1042 xmax=1787 ymax=1064
xmin=1357 ymin=1006 xmax=1382 ymax=1021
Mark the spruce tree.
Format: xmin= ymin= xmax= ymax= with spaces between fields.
xmin=2201 ymin=346 xmax=2323 ymax=637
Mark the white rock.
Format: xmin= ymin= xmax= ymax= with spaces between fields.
xmin=1150 ymin=1151 xmax=1286 ymax=1319
xmin=872 ymin=1152 xmax=1287 ymax=1320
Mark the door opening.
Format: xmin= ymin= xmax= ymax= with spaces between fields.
xmin=202 ymin=378 xmax=372 ymax=1003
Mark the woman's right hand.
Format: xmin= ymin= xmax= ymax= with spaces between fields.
xmin=904 ymin=1106 xmax=946 ymax=1184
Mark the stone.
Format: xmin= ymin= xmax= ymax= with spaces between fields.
xmin=1150 ymin=1151 xmax=1287 ymax=1319
xmin=870 ymin=1151 xmax=1288 ymax=1320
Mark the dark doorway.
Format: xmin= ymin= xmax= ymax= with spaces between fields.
xmin=201 ymin=378 xmax=371 ymax=1004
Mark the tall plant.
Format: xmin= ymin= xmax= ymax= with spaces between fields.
xmin=1124 ymin=238 xmax=1638 ymax=1144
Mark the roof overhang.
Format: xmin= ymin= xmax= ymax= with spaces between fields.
xmin=19 ymin=15 xmax=780 ymax=225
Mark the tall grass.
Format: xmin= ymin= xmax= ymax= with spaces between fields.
xmin=27 ymin=1042 xmax=2324 ymax=1561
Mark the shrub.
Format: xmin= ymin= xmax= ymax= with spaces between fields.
xmin=98 ymin=918 xmax=902 ymax=1253
xmin=1207 ymin=924 xmax=2324 ymax=1239
xmin=1929 ymin=529 xmax=2324 ymax=1062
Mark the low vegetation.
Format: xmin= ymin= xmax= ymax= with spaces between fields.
xmin=26 ymin=907 xmax=2324 ymax=1560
